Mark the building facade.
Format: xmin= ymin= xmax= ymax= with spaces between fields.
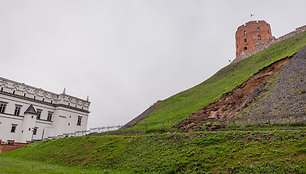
xmin=235 ymin=20 xmax=273 ymax=57
xmin=0 ymin=77 xmax=90 ymax=143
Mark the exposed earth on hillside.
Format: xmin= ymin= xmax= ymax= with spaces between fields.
xmin=174 ymin=46 xmax=306 ymax=131
xmin=236 ymin=46 xmax=306 ymax=124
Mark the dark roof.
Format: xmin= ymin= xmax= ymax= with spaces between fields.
xmin=24 ymin=104 xmax=37 ymax=115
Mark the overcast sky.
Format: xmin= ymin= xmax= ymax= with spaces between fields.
xmin=0 ymin=0 xmax=305 ymax=128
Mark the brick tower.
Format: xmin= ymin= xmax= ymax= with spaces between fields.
xmin=235 ymin=20 xmax=272 ymax=57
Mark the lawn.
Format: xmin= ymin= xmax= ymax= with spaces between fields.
xmin=1 ymin=130 xmax=305 ymax=173
xmin=0 ymin=157 xmax=115 ymax=174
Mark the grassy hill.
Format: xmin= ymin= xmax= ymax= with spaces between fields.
xmin=1 ymin=130 xmax=305 ymax=173
xmin=126 ymin=31 xmax=306 ymax=131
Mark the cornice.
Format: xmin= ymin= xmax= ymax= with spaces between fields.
xmin=0 ymin=91 xmax=90 ymax=114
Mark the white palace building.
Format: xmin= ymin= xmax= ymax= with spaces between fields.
xmin=0 ymin=77 xmax=90 ymax=143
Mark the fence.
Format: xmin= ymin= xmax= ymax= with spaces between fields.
xmin=43 ymin=113 xmax=305 ymax=140
xmin=43 ymin=125 xmax=123 ymax=140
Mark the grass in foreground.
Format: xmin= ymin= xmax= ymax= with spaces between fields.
xmin=0 ymin=157 xmax=115 ymax=174
xmin=127 ymin=32 xmax=306 ymax=131
xmin=1 ymin=130 xmax=305 ymax=173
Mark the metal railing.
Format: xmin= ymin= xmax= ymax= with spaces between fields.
xmin=42 ymin=113 xmax=305 ymax=140
xmin=43 ymin=125 xmax=123 ymax=140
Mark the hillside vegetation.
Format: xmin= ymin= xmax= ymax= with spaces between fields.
xmin=0 ymin=157 xmax=109 ymax=174
xmin=127 ymin=31 xmax=306 ymax=131
xmin=1 ymin=130 xmax=305 ymax=173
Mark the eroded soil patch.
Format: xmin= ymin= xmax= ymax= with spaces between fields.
xmin=174 ymin=57 xmax=291 ymax=131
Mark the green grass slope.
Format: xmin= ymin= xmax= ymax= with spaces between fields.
xmin=128 ymin=31 xmax=306 ymax=131
xmin=1 ymin=130 xmax=305 ymax=173
xmin=0 ymin=157 xmax=112 ymax=174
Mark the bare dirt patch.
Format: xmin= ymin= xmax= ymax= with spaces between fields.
xmin=174 ymin=57 xmax=291 ymax=131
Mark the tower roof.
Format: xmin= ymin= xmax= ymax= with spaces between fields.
xmin=24 ymin=104 xmax=37 ymax=115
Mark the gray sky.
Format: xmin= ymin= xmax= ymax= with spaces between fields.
xmin=1 ymin=0 xmax=305 ymax=128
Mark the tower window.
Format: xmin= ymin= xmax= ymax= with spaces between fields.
xmin=258 ymin=35 xmax=261 ymax=40
xmin=33 ymin=127 xmax=38 ymax=135
xmin=244 ymin=30 xmax=246 ymax=35
xmin=244 ymin=38 xmax=247 ymax=43
xmin=257 ymin=27 xmax=260 ymax=32
xmin=77 ymin=116 xmax=82 ymax=126
xmin=256 ymin=41 xmax=259 ymax=45
xmin=244 ymin=47 xmax=247 ymax=50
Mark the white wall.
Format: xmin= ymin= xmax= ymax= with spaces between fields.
xmin=0 ymin=92 xmax=89 ymax=143
xmin=52 ymin=106 xmax=88 ymax=136
xmin=0 ymin=115 xmax=23 ymax=142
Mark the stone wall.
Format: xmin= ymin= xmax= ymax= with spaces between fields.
xmin=232 ymin=25 xmax=306 ymax=63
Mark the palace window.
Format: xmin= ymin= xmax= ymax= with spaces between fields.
xmin=47 ymin=112 xmax=53 ymax=121
xmin=36 ymin=109 xmax=42 ymax=119
xmin=258 ymin=35 xmax=261 ymax=40
xmin=257 ymin=27 xmax=260 ymax=32
xmin=14 ymin=105 xmax=22 ymax=116
xmin=77 ymin=116 xmax=82 ymax=126
xmin=0 ymin=102 xmax=7 ymax=113
xmin=10 ymin=124 xmax=17 ymax=133
xmin=33 ymin=127 xmax=38 ymax=135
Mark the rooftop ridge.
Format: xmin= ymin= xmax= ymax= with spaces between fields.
xmin=0 ymin=76 xmax=89 ymax=103
xmin=0 ymin=76 xmax=90 ymax=112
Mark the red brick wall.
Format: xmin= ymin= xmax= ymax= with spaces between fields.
xmin=0 ymin=143 xmax=29 ymax=153
xmin=232 ymin=25 xmax=306 ymax=63
xmin=235 ymin=20 xmax=273 ymax=57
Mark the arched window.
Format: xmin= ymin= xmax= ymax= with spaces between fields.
xmin=258 ymin=35 xmax=261 ymax=40
xmin=257 ymin=27 xmax=260 ymax=32
xmin=244 ymin=38 xmax=247 ymax=43
xmin=244 ymin=47 xmax=247 ymax=50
